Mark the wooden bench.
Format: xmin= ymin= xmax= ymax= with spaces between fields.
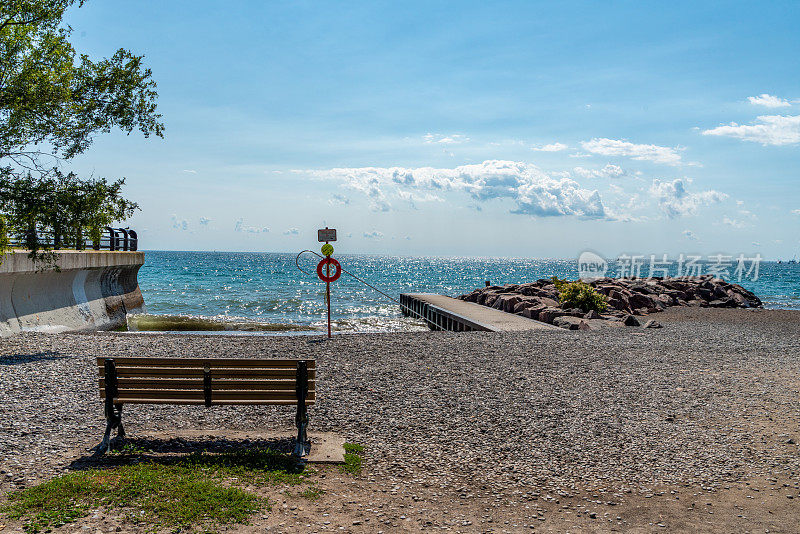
xmin=95 ymin=357 xmax=315 ymax=457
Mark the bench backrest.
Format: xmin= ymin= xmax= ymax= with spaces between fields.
xmin=97 ymin=357 xmax=316 ymax=406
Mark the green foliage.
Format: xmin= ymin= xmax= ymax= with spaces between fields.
xmin=0 ymin=214 xmax=9 ymax=255
xmin=557 ymin=280 xmax=608 ymax=313
xmin=0 ymin=1 xmax=161 ymax=260
xmin=341 ymin=443 xmax=365 ymax=475
xmin=0 ymin=1 xmax=163 ymax=161
xmin=1 ymin=448 xmax=315 ymax=533
xmin=550 ymin=275 xmax=568 ymax=291
xmin=0 ymin=170 xmax=138 ymax=258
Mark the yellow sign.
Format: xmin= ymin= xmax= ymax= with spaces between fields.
xmin=321 ymin=243 xmax=334 ymax=256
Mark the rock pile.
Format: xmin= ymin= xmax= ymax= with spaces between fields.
xmin=458 ymin=275 xmax=762 ymax=329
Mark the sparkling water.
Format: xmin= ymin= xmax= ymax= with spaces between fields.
xmin=132 ymin=251 xmax=800 ymax=333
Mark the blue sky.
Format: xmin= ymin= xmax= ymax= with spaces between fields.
xmin=64 ymin=1 xmax=800 ymax=258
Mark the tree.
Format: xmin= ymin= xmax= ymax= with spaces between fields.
xmin=0 ymin=0 xmax=162 ymax=259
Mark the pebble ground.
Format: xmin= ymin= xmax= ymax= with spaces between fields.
xmin=1 ymin=307 xmax=799 ymax=532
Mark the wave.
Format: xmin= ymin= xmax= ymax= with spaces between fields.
xmin=126 ymin=314 xmax=315 ymax=333
xmin=125 ymin=313 xmax=428 ymax=334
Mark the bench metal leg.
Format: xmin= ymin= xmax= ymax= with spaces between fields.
xmin=93 ymin=359 xmax=125 ymax=457
xmin=93 ymin=403 xmax=124 ymax=457
xmin=292 ymin=361 xmax=311 ymax=458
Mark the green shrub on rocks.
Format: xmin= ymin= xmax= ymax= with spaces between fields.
xmin=556 ymin=279 xmax=608 ymax=313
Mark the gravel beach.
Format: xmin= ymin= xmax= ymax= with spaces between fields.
xmin=1 ymin=307 xmax=799 ymax=532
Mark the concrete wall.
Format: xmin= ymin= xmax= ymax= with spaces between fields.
xmin=0 ymin=251 xmax=145 ymax=336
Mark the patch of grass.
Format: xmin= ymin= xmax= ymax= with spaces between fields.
xmin=182 ymin=448 xmax=308 ymax=485
xmin=299 ymin=486 xmax=325 ymax=500
xmin=108 ymin=442 xmax=149 ymax=456
xmin=1 ymin=448 xmax=306 ymax=533
xmin=340 ymin=443 xmax=365 ymax=476
xmin=343 ymin=443 xmax=364 ymax=455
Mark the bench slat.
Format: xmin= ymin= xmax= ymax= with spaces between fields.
xmin=103 ymin=398 xmax=315 ymax=405
xmin=101 ymin=389 xmax=315 ymax=401
xmin=99 ymin=378 xmax=306 ymax=391
xmin=96 ymin=357 xmax=314 ymax=369
xmin=99 ymin=367 xmax=316 ymax=379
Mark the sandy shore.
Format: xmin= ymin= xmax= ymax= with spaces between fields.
xmin=1 ymin=307 xmax=799 ymax=532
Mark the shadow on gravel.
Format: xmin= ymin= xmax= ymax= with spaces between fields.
xmin=68 ymin=436 xmax=299 ymax=471
xmin=0 ymin=351 xmax=64 ymax=366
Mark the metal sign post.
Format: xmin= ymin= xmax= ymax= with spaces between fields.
xmin=316 ymin=227 xmax=339 ymax=339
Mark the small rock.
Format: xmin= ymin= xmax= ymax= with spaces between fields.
xmin=623 ymin=314 xmax=640 ymax=327
xmin=643 ymin=319 xmax=662 ymax=329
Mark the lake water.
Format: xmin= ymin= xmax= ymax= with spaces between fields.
xmin=130 ymin=251 xmax=800 ymax=333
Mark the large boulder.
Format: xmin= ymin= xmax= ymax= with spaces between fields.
xmin=539 ymin=307 xmax=568 ymax=324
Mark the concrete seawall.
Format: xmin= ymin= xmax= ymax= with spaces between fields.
xmin=0 ymin=250 xmax=145 ymax=336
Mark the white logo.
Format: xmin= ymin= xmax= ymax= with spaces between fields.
xmin=578 ymin=251 xmax=608 ymax=281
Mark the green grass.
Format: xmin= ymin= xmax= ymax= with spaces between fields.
xmin=299 ymin=486 xmax=325 ymax=500
xmin=1 ymin=448 xmax=311 ymax=533
xmin=340 ymin=443 xmax=365 ymax=475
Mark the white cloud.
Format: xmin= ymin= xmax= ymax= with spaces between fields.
xmin=572 ymin=164 xmax=626 ymax=179
xmin=702 ymin=115 xmax=800 ymax=146
xmin=283 ymin=228 xmax=300 ymax=236
xmin=792 ymin=209 xmax=800 ymax=215
xmin=747 ymin=94 xmax=791 ymax=108
xmin=397 ymin=190 xmax=444 ymax=209
xmin=182 ymin=169 xmax=197 ymax=174
xmin=423 ymin=133 xmax=469 ymax=145
xmin=234 ymin=219 xmax=269 ymax=233
xmin=170 ymin=214 xmax=188 ymax=231
xmin=752 ymin=241 xmax=761 ymax=247
xmin=531 ymin=142 xmax=568 ymax=152
xmin=363 ymin=231 xmax=384 ymax=239
xmin=199 ymin=217 xmax=211 ymax=226
xmin=329 ymin=194 xmax=350 ymax=206
xmin=581 ymin=138 xmax=683 ymax=165
xmin=300 ymin=160 xmax=614 ymax=220
xmin=721 ymin=216 xmax=745 ymax=228
xmin=683 ymin=229 xmax=698 ymax=241
xmin=649 ymin=178 xmax=727 ymax=218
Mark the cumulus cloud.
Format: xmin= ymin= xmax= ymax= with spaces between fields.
xmin=300 ymin=160 xmax=614 ymax=220
xmin=649 ymin=178 xmax=727 ymax=218
xmin=397 ymin=190 xmax=443 ymax=209
xmin=531 ymin=142 xmax=568 ymax=152
xmin=683 ymin=229 xmax=698 ymax=241
xmin=702 ymin=115 xmax=800 ymax=145
xmin=572 ymin=164 xmax=626 ymax=179
xmin=170 ymin=214 xmax=188 ymax=231
xmin=747 ymin=94 xmax=791 ymax=108
xmin=581 ymin=138 xmax=683 ymax=165
xmin=423 ymin=133 xmax=469 ymax=144
xmin=792 ymin=209 xmax=800 ymax=215
xmin=363 ymin=231 xmax=384 ymax=239
xmin=234 ymin=219 xmax=269 ymax=233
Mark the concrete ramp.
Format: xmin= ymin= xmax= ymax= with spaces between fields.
xmin=400 ymin=293 xmax=559 ymax=332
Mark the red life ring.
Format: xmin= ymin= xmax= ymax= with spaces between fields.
xmin=316 ymin=257 xmax=342 ymax=283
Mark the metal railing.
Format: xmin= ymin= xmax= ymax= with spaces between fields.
xmin=7 ymin=227 xmax=138 ymax=251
